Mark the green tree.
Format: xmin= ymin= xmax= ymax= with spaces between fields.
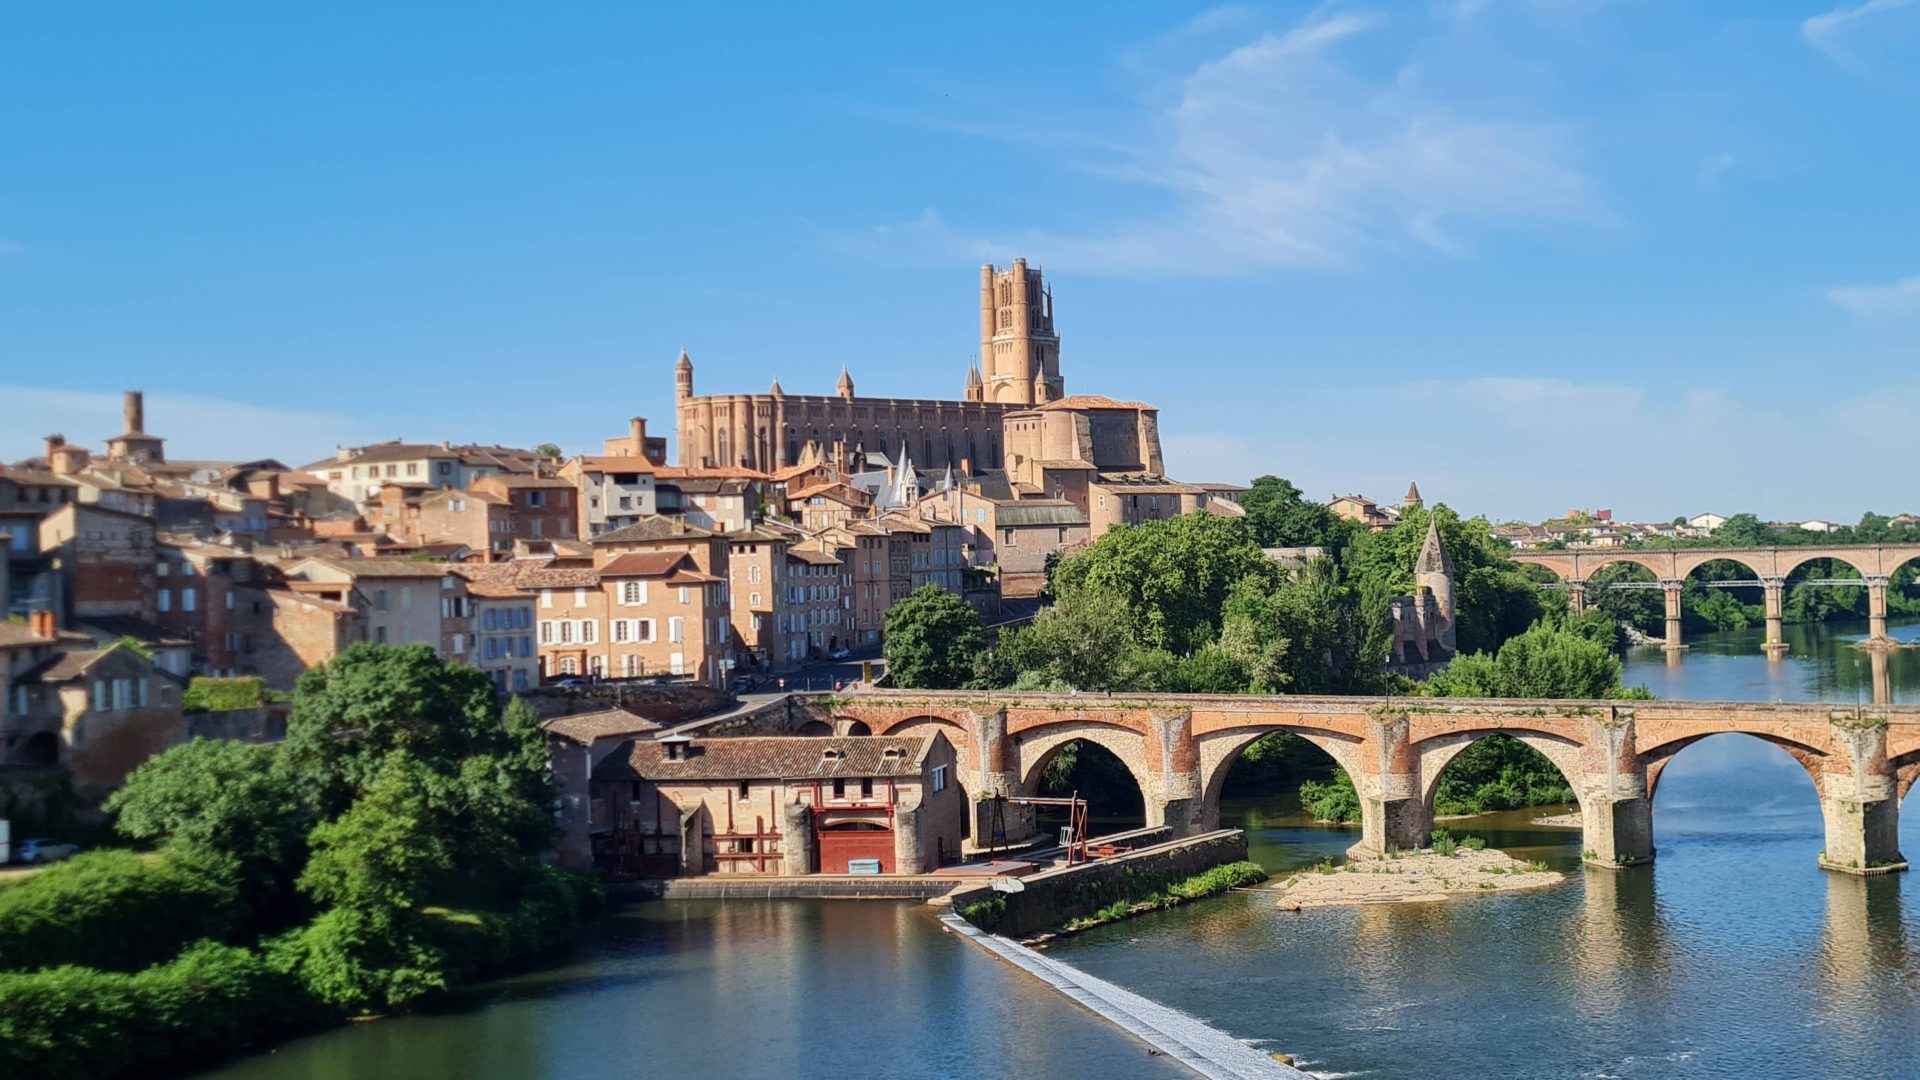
xmin=1422 ymin=620 xmax=1629 ymax=699
xmin=1340 ymin=504 xmax=1545 ymax=655
xmin=1049 ymin=512 xmax=1275 ymax=654
xmin=1240 ymin=475 xmax=1348 ymax=552
xmin=1711 ymin=512 xmax=1773 ymax=547
xmin=532 ymin=443 xmax=562 ymax=461
xmin=883 ymin=585 xmax=985 ymax=689
xmin=106 ymin=740 xmax=310 ymax=921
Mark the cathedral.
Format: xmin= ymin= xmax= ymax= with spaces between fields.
xmin=674 ymin=259 xmax=1065 ymax=472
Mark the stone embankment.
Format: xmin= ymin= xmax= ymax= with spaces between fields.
xmin=1272 ymin=847 xmax=1562 ymax=909
xmin=946 ymin=830 xmax=1250 ymax=938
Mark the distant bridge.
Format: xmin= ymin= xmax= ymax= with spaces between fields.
xmin=805 ymin=690 xmax=1919 ymax=875
xmin=1510 ymin=545 xmax=1920 ymax=654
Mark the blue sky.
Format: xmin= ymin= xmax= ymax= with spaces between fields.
xmin=4 ymin=1 xmax=1918 ymax=522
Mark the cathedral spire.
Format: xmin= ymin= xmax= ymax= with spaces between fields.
xmin=837 ymin=366 xmax=855 ymax=399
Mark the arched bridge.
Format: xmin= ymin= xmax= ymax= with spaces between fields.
xmin=819 ymin=690 xmax=1920 ymax=875
xmin=1511 ymin=545 xmax=1920 ymax=653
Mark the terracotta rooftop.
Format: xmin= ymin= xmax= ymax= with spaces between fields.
xmin=448 ymin=562 xmax=530 ymax=598
xmin=594 ymin=734 xmax=939 ymax=783
xmin=300 ymin=556 xmax=450 ymax=579
xmin=571 ymin=455 xmax=656 ymax=475
xmin=0 ymin=622 xmax=55 ymax=649
xmin=543 ymin=708 xmax=671 ymax=745
xmin=599 ymin=551 xmax=719 ymax=582
xmin=1034 ymin=394 xmax=1153 ymax=412
xmin=591 ymin=517 xmax=717 ymax=544
xmin=17 ymin=648 xmax=110 ymax=683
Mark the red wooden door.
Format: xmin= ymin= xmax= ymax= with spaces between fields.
xmin=817 ymin=823 xmax=894 ymax=873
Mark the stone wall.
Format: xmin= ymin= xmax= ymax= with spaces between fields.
xmin=948 ymin=829 xmax=1248 ymax=938
xmin=520 ymin=682 xmax=735 ymax=723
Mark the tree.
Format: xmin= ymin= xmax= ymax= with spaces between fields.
xmin=1711 ymin=512 xmax=1773 ymax=547
xmin=1340 ymin=504 xmax=1545 ymax=655
xmin=532 ymin=443 xmax=562 ymax=461
xmin=1240 ymin=475 xmax=1347 ymax=552
xmin=883 ymin=586 xmax=985 ymax=689
xmin=1422 ymin=619 xmax=1629 ymax=700
xmin=106 ymin=740 xmax=310 ymax=921
xmin=1049 ymin=512 xmax=1275 ymax=654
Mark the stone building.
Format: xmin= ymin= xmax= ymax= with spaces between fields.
xmin=1 ymin=621 xmax=186 ymax=799
xmin=1387 ymin=518 xmax=1457 ymax=676
xmin=672 ymin=259 xmax=1063 ymax=472
xmin=589 ymin=732 xmax=964 ymax=877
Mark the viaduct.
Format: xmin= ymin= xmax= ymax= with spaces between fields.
xmin=1509 ymin=544 xmax=1920 ymax=655
xmin=803 ymin=690 xmax=1920 ymax=875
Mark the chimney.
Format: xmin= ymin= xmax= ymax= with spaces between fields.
xmin=123 ymin=390 xmax=144 ymax=434
xmin=629 ymin=416 xmax=647 ymax=450
xmin=29 ymin=610 xmax=56 ymax=639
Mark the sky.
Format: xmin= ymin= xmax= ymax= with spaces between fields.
xmin=3 ymin=1 xmax=1918 ymax=523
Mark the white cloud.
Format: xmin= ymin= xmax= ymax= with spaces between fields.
xmin=1803 ymin=0 xmax=1916 ymax=56
xmin=862 ymin=8 xmax=1596 ymax=277
xmin=1826 ymin=273 xmax=1920 ymax=316
xmin=0 ymin=386 xmax=381 ymax=466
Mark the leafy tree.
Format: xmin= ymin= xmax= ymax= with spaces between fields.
xmin=1711 ymin=512 xmax=1773 ymax=547
xmin=1049 ymin=513 xmax=1275 ymax=654
xmin=1299 ymin=771 xmax=1360 ymax=823
xmin=883 ymin=585 xmax=985 ymax=689
xmin=106 ymin=740 xmax=310 ymax=920
xmin=1340 ymin=504 xmax=1545 ymax=655
xmin=1422 ymin=619 xmax=1629 ymax=699
xmin=1240 ymin=475 xmax=1348 ymax=552
xmin=532 ymin=443 xmax=562 ymax=461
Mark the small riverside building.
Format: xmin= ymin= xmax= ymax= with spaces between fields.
xmin=590 ymin=732 xmax=964 ymax=878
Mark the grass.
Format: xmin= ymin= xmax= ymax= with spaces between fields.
xmin=1056 ymin=861 xmax=1270 ymax=934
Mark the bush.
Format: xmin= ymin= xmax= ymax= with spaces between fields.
xmin=0 ymin=849 xmax=243 ymax=973
xmin=268 ymin=906 xmax=448 ymax=1015
xmin=0 ymin=942 xmax=322 ymax=1078
xmin=1430 ymin=828 xmax=1458 ymax=857
xmin=1299 ymin=769 xmax=1361 ymax=824
xmin=180 ymin=676 xmax=267 ymax=713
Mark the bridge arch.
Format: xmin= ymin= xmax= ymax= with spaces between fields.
xmin=1638 ymin=732 xmax=1828 ymax=802
xmin=1415 ymin=729 xmax=1586 ymax=815
xmin=1014 ymin=720 xmax=1151 ymax=801
xmin=1776 ymin=549 xmax=1873 ymax=583
xmin=1195 ymin=725 xmax=1368 ymax=829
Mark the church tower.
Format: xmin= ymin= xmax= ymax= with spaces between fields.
xmin=979 ymin=258 xmax=1062 ymax=405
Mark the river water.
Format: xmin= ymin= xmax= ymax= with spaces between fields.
xmin=202 ymin=621 xmax=1920 ymax=1080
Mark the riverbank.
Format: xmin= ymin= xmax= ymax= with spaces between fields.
xmin=1271 ymin=847 xmax=1562 ymax=909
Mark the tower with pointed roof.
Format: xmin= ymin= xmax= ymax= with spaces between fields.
xmin=963 ymin=364 xmax=983 ymax=402
xmin=674 ymin=349 xmax=694 ymax=400
xmin=836 ymin=367 xmax=854 ymax=400
xmin=1403 ymin=481 xmax=1423 ymax=509
xmin=1415 ymin=517 xmax=1456 ymax=653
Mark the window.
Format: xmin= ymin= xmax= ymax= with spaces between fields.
xmin=483 ymin=609 xmax=497 ymax=631
xmin=526 ymin=490 xmax=545 ymax=507
xmin=452 ymin=633 xmax=465 ymax=655
xmin=450 ymin=497 xmax=465 ymax=513
xmin=621 ymin=581 xmax=647 ymax=605
xmin=438 ymin=461 xmax=452 ymax=476
xmin=225 ymin=632 xmax=239 ymax=651
xmin=588 ymin=655 xmax=603 ymax=677
xmin=515 ymin=608 xmax=531 ymax=629
xmin=581 ymin=620 xmax=597 ymax=644
xmin=678 ymin=587 xmax=690 ymax=605
xmin=519 ymin=634 xmax=533 ymax=655
xmin=669 ymin=617 xmax=684 ymax=643
xmin=636 ymin=620 xmax=654 ymax=642
xmin=559 ymin=657 xmax=578 ymax=674
xmin=932 ymin=765 xmax=948 ymax=793
xmin=539 ymin=621 xmax=554 ymax=644
xmin=375 ymin=589 xmax=390 ymax=611
xmin=512 ymin=670 xmax=527 ymax=690
xmin=400 ymin=586 xmax=412 ymax=610
xmin=860 ymin=777 xmax=873 ymax=800
xmin=156 ymin=561 xmax=169 ymax=577
xmin=540 ymin=589 xmax=553 ymax=609
xmin=574 ymin=588 xmax=587 ymax=607
xmin=224 ymin=592 xmax=234 ymax=610
xmin=832 ymin=778 xmax=846 ymax=800
xmin=614 ymin=620 xmax=629 ymax=642
xmin=750 ymin=592 xmax=762 ymax=608
xmin=181 ymin=588 xmax=196 ymax=612
xmin=407 ymin=462 xmax=419 ymax=477
xmin=621 ymin=654 xmax=639 ymax=677
xmin=158 ymin=589 xmax=171 ymax=613
xmin=559 ymin=621 xmax=573 ymax=643
xmin=92 ymin=680 xmax=108 ymax=711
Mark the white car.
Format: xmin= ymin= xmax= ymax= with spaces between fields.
xmin=828 ymin=647 xmax=851 ymax=661
xmin=15 ymin=838 xmax=79 ymax=864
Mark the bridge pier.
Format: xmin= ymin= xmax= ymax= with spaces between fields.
xmin=1350 ymin=709 xmax=1430 ymax=857
xmin=1762 ymin=577 xmax=1788 ymax=658
xmin=1567 ymin=580 xmax=1586 ymax=615
xmin=1143 ymin=709 xmax=1203 ymax=836
xmin=1862 ymin=576 xmax=1896 ymax=649
xmin=1579 ymin=713 xmax=1654 ymax=868
xmin=1660 ymin=579 xmax=1686 ymax=652
xmin=1818 ymin=720 xmax=1907 ymax=874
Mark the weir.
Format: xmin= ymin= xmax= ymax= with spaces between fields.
xmin=789 ymin=690 xmax=1920 ymax=876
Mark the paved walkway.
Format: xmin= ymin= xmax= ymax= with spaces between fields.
xmin=938 ymin=910 xmax=1312 ymax=1080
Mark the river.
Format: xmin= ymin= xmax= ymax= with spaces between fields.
xmin=202 ymin=621 xmax=1920 ymax=1079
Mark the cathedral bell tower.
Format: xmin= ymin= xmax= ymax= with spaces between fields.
xmin=979 ymin=258 xmax=1062 ymax=405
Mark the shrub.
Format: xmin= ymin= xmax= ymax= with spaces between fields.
xmin=0 ymin=942 xmax=322 ymax=1078
xmin=0 ymin=849 xmax=243 ymax=973
xmin=1430 ymin=829 xmax=1458 ymax=857
xmin=1299 ymin=769 xmax=1361 ymax=823
xmin=180 ymin=676 xmax=267 ymax=713
xmin=1460 ymin=835 xmax=1487 ymax=852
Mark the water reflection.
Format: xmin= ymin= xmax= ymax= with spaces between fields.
xmin=1623 ymin=616 xmax=1920 ymax=704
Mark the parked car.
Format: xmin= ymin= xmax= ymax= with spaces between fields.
xmin=14 ymin=838 xmax=79 ymax=864
xmin=550 ymin=676 xmax=590 ymax=688
xmin=730 ymin=676 xmax=758 ymax=693
xmin=828 ymin=647 xmax=851 ymax=661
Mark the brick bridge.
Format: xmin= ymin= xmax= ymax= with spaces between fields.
xmin=816 ymin=690 xmax=1920 ymax=874
xmin=1510 ymin=544 xmax=1920 ymax=654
